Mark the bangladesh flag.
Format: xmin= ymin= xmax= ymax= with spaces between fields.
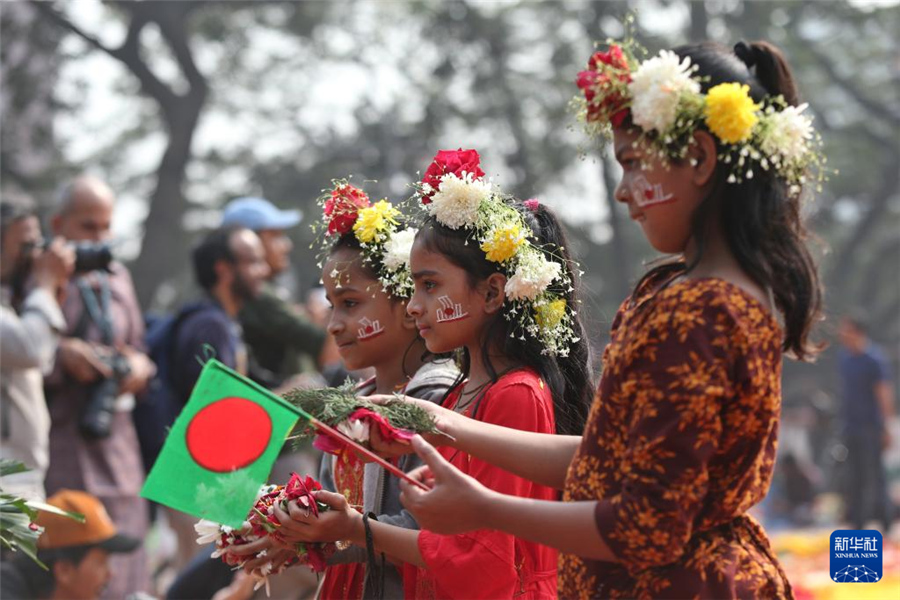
xmin=141 ymin=360 xmax=305 ymax=528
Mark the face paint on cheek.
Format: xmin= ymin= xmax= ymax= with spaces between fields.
xmin=630 ymin=173 xmax=676 ymax=209
xmin=435 ymin=295 xmax=469 ymax=323
xmin=357 ymin=317 xmax=385 ymax=341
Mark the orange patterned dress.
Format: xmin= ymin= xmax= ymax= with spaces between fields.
xmin=560 ymin=275 xmax=794 ymax=599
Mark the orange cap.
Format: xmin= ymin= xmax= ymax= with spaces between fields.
xmin=35 ymin=490 xmax=138 ymax=552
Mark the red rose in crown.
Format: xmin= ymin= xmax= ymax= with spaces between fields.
xmin=420 ymin=148 xmax=485 ymax=203
xmin=324 ymin=183 xmax=370 ymax=235
xmin=576 ymin=44 xmax=632 ymax=127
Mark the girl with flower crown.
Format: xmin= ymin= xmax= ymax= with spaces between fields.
xmin=373 ymin=39 xmax=824 ymax=599
xmin=267 ymin=150 xmax=595 ymax=599
xmin=225 ymin=181 xmax=459 ymax=600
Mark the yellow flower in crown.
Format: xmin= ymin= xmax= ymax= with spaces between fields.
xmin=704 ymin=82 xmax=760 ymax=144
xmin=534 ymin=298 xmax=567 ymax=330
xmin=481 ymin=223 xmax=526 ymax=264
xmin=353 ymin=200 xmax=401 ymax=244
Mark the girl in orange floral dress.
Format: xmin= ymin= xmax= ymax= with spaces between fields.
xmin=379 ymin=39 xmax=824 ymax=599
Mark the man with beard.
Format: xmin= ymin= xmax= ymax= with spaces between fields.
xmin=42 ymin=176 xmax=156 ymax=599
xmin=163 ymin=226 xmax=269 ymax=572
xmin=172 ymin=225 xmax=270 ymax=413
xmin=221 ymin=197 xmax=326 ymax=390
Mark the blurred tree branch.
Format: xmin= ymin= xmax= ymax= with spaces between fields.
xmin=33 ymin=0 xmax=210 ymax=307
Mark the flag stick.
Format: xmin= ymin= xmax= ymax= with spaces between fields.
xmin=305 ymin=416 xmax=430 ymax=492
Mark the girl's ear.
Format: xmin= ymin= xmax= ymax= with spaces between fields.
xmin=689 ymin=130 xmax=719 ymax=188
xmin=482 ymin=272 xmax=507 ymax=314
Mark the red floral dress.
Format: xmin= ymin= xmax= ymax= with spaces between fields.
xmin=560 ymin=276 xmax=793 ymax=599
xmin=404 ymin=369 xmax=559 ymax=599
xmin=319 ymin=380 xmax=374 ymax=600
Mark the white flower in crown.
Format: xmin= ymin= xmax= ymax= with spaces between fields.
xmin=429 ymin=172 xmax=491 ymax=229
xmin=628 ymin=50 xmax=700 ymax=134
xmin=382 ymin=227 xmax=418 ymax=271
xmin=760 ymin=103 xmax=813 ymax=164
xmin=337 ymin=417 xmax=370 ymax=443
xmin=505 ymin=249 xmax=562 ymax=302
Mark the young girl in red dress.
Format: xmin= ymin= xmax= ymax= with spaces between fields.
xmin=227 ymin=182 xmax=458 ymax=599
xmin=379 ymin=39 xmax=824 ymax=600
xmin=273 ymin=151 xmax=594 ymax=599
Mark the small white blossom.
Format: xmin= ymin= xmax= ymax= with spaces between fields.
xmin=505 ymin=250 xmax=562 ymax=301
xmin=428 ymin=172 xmax=491 ymax=229
xmin=382 ymin=228 xmax=418 ymax=270
xmin=337 ymin=417 xmax=370 ymax=442
xmin=194 ymin=519 xmax=222 ymax=545
xmin=760 ymin=103 xmax=813 ymax=163
xmin=628 ymin=50 xmax=700 ymax=134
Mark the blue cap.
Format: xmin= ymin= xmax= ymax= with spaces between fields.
xmin=221 ymin=197 xmax=302 ymax=231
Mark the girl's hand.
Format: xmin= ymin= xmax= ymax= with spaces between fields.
xmin=399 ymin=435 xmax=493 ymax=534
xmin=272 ymin=490 xmax=362 ymax=545
xmin=211 ymin=571 xmax=256 ymax=600
xmin=366 ymin=394 xmax=462 ymax=458
xmin=225 ymin=536 xmax=284 ymax=575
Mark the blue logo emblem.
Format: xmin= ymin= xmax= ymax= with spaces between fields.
xmin=830 ymin=530 xmax=883 ymax=583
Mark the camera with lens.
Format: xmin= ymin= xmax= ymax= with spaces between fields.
xmin=69 ymin=241 xmax=114 ymax=273
xmin=23 ymin=240 xmax=114 ymax=273
xmin=79 ymin=352 xmax=131 ymax=439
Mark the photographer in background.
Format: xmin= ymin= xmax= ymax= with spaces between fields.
xmin=43 ymin=175 xmax=155 ymax=599
xmin=0 ymin=198 xmax=74 ymax=500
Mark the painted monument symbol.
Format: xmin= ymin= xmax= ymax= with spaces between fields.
xmin=436 ymin=295 xmax=469 ymax=323
xmin=357 ymin=317 xmax=385 ymax=341
xmin=631 ymin=174 xmax=675 ymax=208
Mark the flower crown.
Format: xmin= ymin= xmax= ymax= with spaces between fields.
xmin=575 ymin=35 xmax=826 ymax=197
xmin=415 ymin=149 xmax=580 ymax=357
xmin=314 ymin=180 xmax=416 ymax=298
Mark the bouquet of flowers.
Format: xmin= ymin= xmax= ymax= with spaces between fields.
xmin=282 ymin=384 xmax=448 ymax=455
xmin=194 ymin=474 xmax=336 ymax=594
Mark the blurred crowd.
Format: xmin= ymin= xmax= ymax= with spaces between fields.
xmin=0 ymin=175 xmax=895 ymax=600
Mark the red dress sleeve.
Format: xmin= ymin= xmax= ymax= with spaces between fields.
xmin=407 ymin=374 xmax=559 ymax=599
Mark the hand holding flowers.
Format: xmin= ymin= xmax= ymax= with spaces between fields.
xmin=365 ymin=393 xmax=464 ymax=460
xmin=197 ymin=474 xmax=338 ymax=595
xmin=271 ymin=489 xmax=363 ymax=546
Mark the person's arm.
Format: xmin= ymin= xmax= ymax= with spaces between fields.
xmin=876 ymin=382 xmax=895 ymax=421
xmin=399 ymin=436 xmax=618 ymax=561
xmin=369 ymin=395 xmax=581 ymax=490
xmin=874 ymin=357 xmax=895 ymax=448
xmin=400 ymin=296 xmax=739 ymax=572
xmin=0 ymin=289 xmax=65 ymax=371
xmin=240 ymin=288 xmax=326 ymax=357
xmin=0 ymin=240 xmax=72 ymax=372
xmin=269 ymin=490 xmax=427 ymax=567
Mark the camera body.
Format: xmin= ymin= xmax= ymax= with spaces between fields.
xmin=79 ymin=352 xmax=131 ymax=439
xmin=69 ymin=241 xmax=114 ymax=273
xmin=23 ymin=240 xmax=114 ymax=274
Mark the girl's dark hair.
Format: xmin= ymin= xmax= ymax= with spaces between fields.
xmin=417 ymin=201 xmax=593 ymax=436
xmin=635 ymin=41 xmax=823 ymax=360
xmin=328 ymin=232 xmax=380 ymax=282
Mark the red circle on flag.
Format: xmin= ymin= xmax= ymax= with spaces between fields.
xmin=186 ymin=397 xmax=272 ymax=472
